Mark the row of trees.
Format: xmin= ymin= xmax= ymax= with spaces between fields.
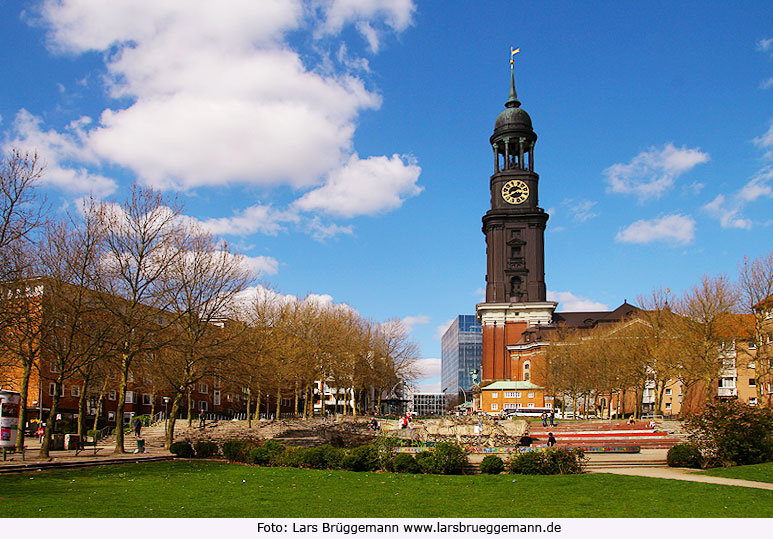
xmin=0 ymin=149 xmax=419 ymax=456
xmin=545 ymin=256 xmax=773 ymax=418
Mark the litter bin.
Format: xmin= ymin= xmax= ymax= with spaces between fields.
xmin=64 ymin=433 xmax=80 ymax=450
xmin=135 ymin=438 xmax=146 ymax=453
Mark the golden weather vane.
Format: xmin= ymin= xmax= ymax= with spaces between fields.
xmin=510 ymin=46 xmax=520 ymax=69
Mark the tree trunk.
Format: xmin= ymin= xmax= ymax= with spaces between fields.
xmin=15 ymin=361 xmax=32 ymax=451
xmin=77 ymin=383 xmax=88 ymax=437
xmin=255 ymin=386 xmax=261 ymax=422
xmin=186 ymin=387 xmax=193 ymax=427
xmin=165 ymin=392 xmax=184 ymax=449
xmin=275 ymin=382 xmax=281 ymax=419
xmin=246 ymin=387 xmax=252 ymax=428
xmin=293 ymin=379 xmax=300 ymax=418
xmin=114 ymin=360 xmax=129 ymax=454
xmin=39 ymin=381 xmax=61 ymax=459
xmin=92 ymin=377 xmax=108 ymax=432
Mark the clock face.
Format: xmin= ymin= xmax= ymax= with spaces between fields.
xmin=502 ymin=179 xmax=529 ymax=205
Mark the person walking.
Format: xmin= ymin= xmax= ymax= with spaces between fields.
xmin=199 ymin=409 xmax=206 ymax=428
xmin=541 ymin=411 xmax=548 ymax=427
xmin=133 ymin=417 xmax=142 ymax=437
xmin=549 ymin=410 xmax=555 ymax=427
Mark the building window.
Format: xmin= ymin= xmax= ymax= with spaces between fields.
xmin=515 ymin=391 xmax=521 ymax=398
xmin=749 ymin=378 xmax=756 ymax=387
xmin=199 ymin=401 xmax=208 ymax=412
xmin=142 ymin=394 xmax=152 ymax=405
xmin=491 ymin=403 xmax=498 ymax=411
xmin=527 ymin=403 xmax=535 ymax=408
xmin=748 ymin=341 xmax=756 ymax=349
xmin=71 ymin=385 xmax=80 ymax=398
xmin=503 ymin=403 xmax=517 ymax=410
xmin=545 ymin=402 xmax=552 ymax=408
xmin=50 ymin=361 xmax=59 ymax=373
xmin=125 ymin=391 xmax=134 ymax=404
xmin=214 ymin=390 xmax=221 ymax=406
xmin=528 ymin=392 xmax=534 ymax=399
xmin=749 ymin=397 xmax=758 ymax=405
xmin=665 ymin=402 xmax=672 ymax=410
xmin=108 ymin=411 xmax=115 ymax=422
xmin=491 ymin=392 xmax=498 ymax=399
xmin=199 ymin=383 xmax=208 ymax=394
xmin=48 ymin=383 xmax=56 ymax=396
xmin=504 ymin=392 xmax=516 ymax=398
xmin=109 ymin=390 xmax=117 ymax=401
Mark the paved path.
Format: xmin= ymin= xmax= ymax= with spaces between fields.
xmin=589 ymin=466 xmax=773 ymax=491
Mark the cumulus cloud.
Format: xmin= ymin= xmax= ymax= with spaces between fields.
xmin=242 ymin=255 xmax=279 ymax=276
xmin=604 ymin=143 xmax=709 ymax=202
xmin=434 ymin=318 xmax=455 ymax=340
xmin=547 ymin=291 xmax=609 ymax=312
xmin=317 ymin=0 xmax=416 ymax=52
xmin=615 ymin=214 xmax=696 ymax=245
xmin=413 ymin=357 xmax=441 ymax=391
xmin=402 ymin=314 xmax=429 ymax=331
xmin=192 ymin=204 xmax=300 ymax=237
xmin=15 ymin=1 xmax=421 ymax=227
xmin=5 ymin=110 xmax=117 ymax=197
xmin=294 ymin=153 xmax=422 ymax=217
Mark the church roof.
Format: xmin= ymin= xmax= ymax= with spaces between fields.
xmin=481 ymin=380 xmax=543 ymax=391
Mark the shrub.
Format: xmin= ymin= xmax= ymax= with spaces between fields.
xmin=247 ymin=446 xmax=271 ymax=466
xmin=432 ymin=442 xmax=468 ymax=475
xmin=275 ymin=447 xmax=304 ymax=468
xmin=415 ymin=450 xmax=440 ymax=474
xmin=221 ymin=440 xmax=257 ymax=462
xmin=169 ymin=441 xmax=195 ymax=458
xmin=479 ymin=454 xmax=505 ymax=474
xmin=301 ymin=445 xmax=344 ymax=470
xmin=341 ymin=445 xmax=379 ymax=472
xmin=509 ymin=448 xmax=585 ymax=475
xmin=86 ymin=429 xmax=99 ymax=441
xmin=686 ymin=400 xmax=773 ymax=467
xmin=373 ymin=436 xmax=400 ymax=472
xmin=392 ymin=453 xmax=420 ymax=474
xmin=667 ymin=443 xmax=703 ymax=468
xmin=194 ymin=441 xmax=219 ymax=458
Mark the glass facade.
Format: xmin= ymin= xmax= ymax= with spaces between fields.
xmin=441 ymin=314 xmax=482 ymax=402
xmin=412 ymin=393 xmax=447 ymax=416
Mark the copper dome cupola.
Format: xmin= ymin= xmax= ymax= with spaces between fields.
xmin=490 ymin=70 xmax=537 ymax=173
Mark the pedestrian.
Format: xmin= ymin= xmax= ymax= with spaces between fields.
xmin=547 ymin=432 xmax=557 ymax=447
xmin=199 ymin=409 xmax=205 ymax=428
xmin=541 ymin=411 xmax=548 ymax=427
xmin=133 ymin=417 xmax=142 ymax=437
xmin=549 ymin=410 xmax=555 ymax=427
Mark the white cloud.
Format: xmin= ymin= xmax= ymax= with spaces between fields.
xmin=604 ymin=143 xmax=709 ymax=201
xmin=413 ymin=357 xmax=441 ymax=389
xmin=242 ymin=255 xmax=279 ymax=276
xmin=761 ymin=77 xmax=773 ymax=90
xmin=305 ymin=217 xmax=355 ymax=241
xmin=402 ymin=314 xmax=429 ymax=331
xmin=20 ymin=1 xmax=420 ymax=225
xmin=5 ymin=110 xmax=117 ymax=197
xmin=294 ymin=153 xmax=422 ymax=217
xmin=563 ymin=199 xmax=598 ymax=223
xmin=434 ymin=318 xmax=454 ymax=340
xmin=702 ymin=194 xmax=753 ymax=230
xmin=318 ymin=0 xmax=416 ymax=52
xmin=192 ymin=204 xmax=300 ymax=237
xmin=753 ymin=123 xmax=773 ymax=159
xmin=615 ymin=214 xmax=696 ymax=245
xmin=757 ymin=37 xmax=773 ymax=53
xmin=547 ymin=291 xmax=609 ymax=312
xmin=474 ymin=287 xmax=485 ymax=302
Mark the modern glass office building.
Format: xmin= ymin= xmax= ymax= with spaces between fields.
xmin=441 ymin=314 xmax=482 ymax=403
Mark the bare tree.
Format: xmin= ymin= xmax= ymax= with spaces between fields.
xmin=674 ymin=274 xmax=739 ymax=407
xmin=156 ymin=229 xmax=254 ymax=448
xmin=738 ymin=251 xmax=773 ymax=406
xmin=89 ymin=186 xmax=185 ymax=453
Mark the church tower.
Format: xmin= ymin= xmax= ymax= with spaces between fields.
xmin=477 ymin=62 xmax=557 ymax=384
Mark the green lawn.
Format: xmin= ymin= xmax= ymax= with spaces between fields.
xmin=697 ymin=462 xmax=773 ymax=484
xmin=2 ymin=461 xmax=771 ymax=518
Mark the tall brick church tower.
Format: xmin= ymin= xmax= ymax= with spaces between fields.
xmin=477 ymin=64 xmax=557 ymax=385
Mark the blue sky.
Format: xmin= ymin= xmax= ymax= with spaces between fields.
xmin=1 ymin=1 xmax=772 ymax=392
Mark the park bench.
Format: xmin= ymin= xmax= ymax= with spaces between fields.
xmin=75 ymin=437 xmax=103 ymax=456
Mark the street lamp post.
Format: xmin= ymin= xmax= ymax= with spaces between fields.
xmin=162 ymin=397 xmax=169 ymax=432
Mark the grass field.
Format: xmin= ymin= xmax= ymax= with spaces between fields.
xmin=2 ymin=461 xmax=772 ymax=518
xmin=698 ymin=462 xmax=773 ymax=484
